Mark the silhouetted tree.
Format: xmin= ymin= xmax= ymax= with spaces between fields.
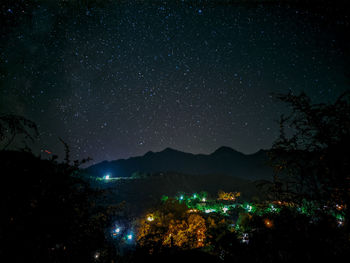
xmin=0 ymin=129 xmax=119 ymax=262
xmin=0 ymin=114 xmax=39 ymax=150
xmin=269 ymin=91 xmax=350 ymax=210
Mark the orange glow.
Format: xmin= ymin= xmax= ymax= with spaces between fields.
xmin=218 ymin=190 xmax=241 ymax=201
xmin=336 ymin=204 xmax=344 ymax=211
xmin=264 ymin=218 xmax=273 ymax=228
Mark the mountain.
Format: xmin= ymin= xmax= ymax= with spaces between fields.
xmin=86 ymin=147 xmax=273 ymax=180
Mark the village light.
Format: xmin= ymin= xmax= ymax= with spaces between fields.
xmin=264 ymin=218 xmax=273 ymax=228
xmin=94 ymin=252 xmax=100 ymax=259
xmin=103 ymin=174 xmax=111 ymax=180
xmin=270 ymin=205 xmax=277 ymax=212
xmin=242 ymin=233 xmax=249 ymax=244
xmin=244 ymin=204 xmax=252 ymax=212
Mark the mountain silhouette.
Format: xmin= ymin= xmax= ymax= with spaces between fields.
xmin=86 ymin=147 xmax=273 ymax=180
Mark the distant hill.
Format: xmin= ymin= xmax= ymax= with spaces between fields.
xmin=86 ymin=147 xmax=273 ymax=180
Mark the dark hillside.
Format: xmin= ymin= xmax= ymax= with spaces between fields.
xmin=86 ymin=147 xmax=273 ymax=181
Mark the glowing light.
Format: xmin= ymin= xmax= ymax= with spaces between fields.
xmin=127 ymin=234 xmax=133 ymax=240
xmin=94 ymin=252 xmax=100 ymax=259
xmin=205 ymin=209 xmax=215 ymax=213
xmin=193 ymin=194 xmax=197 ymax=199
xmin=336 ymin=204 xmax=344 ymax=211
xmin=264 ymin=218 xmax=273 ymax=228
xmin=245 ymin=204 xmax=252 ymax=212
xmin=202 ymin=198 xmax=206 ymax=202
xmin=223 ymin=207 xmax=229 ymax=213
xmin=179 ymin=195 xmax=184 ymax=200
xmin=242 ymin=233 xmax=249 ymax=244
xmin=103 ymin=174 xmax=111 ymax=180
xmin=147 ymin=215 xmax=154 ymax=222
xmin=115 ymin=227 xmax=120 ymax=233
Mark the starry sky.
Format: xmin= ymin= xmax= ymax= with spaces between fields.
xmin=0 ymin=0 xmax=349 ymax=164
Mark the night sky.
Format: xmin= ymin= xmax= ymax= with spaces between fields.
xmin=0 ymin=0 xmax=349 ymax=164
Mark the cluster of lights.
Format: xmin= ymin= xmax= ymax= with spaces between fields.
xmin=111 ymin=225 xmax=134 ymax=242
xmin=103 ymin=174 xmax=111 ymax=180
xmin=167 ymin=193 xmax=347 ymax=238
xmin=177 ymin=193 xmax=209 ymax=202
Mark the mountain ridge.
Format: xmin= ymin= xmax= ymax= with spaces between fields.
xmin=85 ymin=146 xmax=273 ymax=180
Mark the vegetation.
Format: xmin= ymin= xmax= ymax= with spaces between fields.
xmin=269 ymin=91 xmax=350 ymax=219
xmin=0 ymin=114 xmax=39 ymax=150
xmin=1 ymin=91 xmax=349 ymax=262
xmin=0 ymin=116 xmax=121 ymax=262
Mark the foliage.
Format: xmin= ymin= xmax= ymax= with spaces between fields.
xmin=0 ymin=150 xmax=119 ymax=262
xmin=137 ymin=199 xmax=207 ymax=252
xmin=0 ymin=114 xmax=39 ymax=150
xmin=217 ymin=190 xmax=241 ymax=201
xmin=269 ymin=91 xmax=350 ymax=209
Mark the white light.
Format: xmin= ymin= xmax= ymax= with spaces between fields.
xmin=202 ymin=198 xmax=206 ymax=202
xmin=127 ymin=234 xmax=133 ymax=240
xmin=104 ymin=174 xmax=111 ymax=180
xmin=242 ymin=233 xmax=249 ymax=244
xmin=223 ymin=207 xmax=228 ymax=213
xmin=115 ymin=227 xmax=120 ymax=233
xmin=180 ymin=195 xmax=184 ymax=200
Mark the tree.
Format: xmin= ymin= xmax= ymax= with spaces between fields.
xmin=217 ymin=190 xmax=240 ymax=201
xmin=269 ymin=91 xmax=350 ymax=210
xmin=136 ymin=199 xmax=207 ymax=252
xmin=0 ymin=140 xmax=119 ymax=262
xmin=0 ymin=114 xmax=39 ymax=150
